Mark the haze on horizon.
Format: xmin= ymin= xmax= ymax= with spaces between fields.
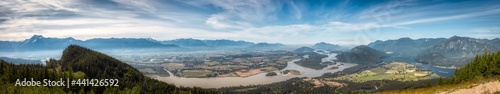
xmin=1 ymin=0 xmax=499 ymax=45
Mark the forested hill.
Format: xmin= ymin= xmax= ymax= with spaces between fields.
xmin=336 ymin=45 xmax=388 ymax=65
xmin=0 ymin=45 xmax=217 ymax=94
xmin=451 ymin=51 xmax=500 ymax=83
xmin=381 ymin=50 xmax=500 ymax=93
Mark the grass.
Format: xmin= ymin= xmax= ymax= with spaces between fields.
xmin=205 ymin=61 xmax=220 ymax=66
xmin=377 ymin=76 xmax=500 ymax=94
xmin=72 ymin=71 xmax=86 ymax=79
xmin=260 ymin=67 xmax=278 ymax=72
xmin=234 ymin=87 xmax=258 ymax=92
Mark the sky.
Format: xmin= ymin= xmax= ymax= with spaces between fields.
xmin=0 ymin=0 xmax=499 ymax=45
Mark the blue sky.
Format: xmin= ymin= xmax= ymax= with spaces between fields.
xmin=0 ymin=0 xmax=499 ymax=45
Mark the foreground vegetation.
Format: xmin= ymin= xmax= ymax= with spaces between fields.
xmin=380 ymin=51 xmax=500 ymax=93
xmin=0 ymin=45 xmax=217 ymax=94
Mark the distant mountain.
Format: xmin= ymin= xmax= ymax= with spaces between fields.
xmin=312 ymin=42 xmax=341 ymax=50
xmin=293 ymin=46 xmax=315 ymax=53
xmin=336 ymin=45 xmax=388 ymax=65
xmin=247 ymin=42 xmax=285 ymax=50
xmin=7 ymin=35 xmax=82 ymax=51
xmin=0 ymin=57 xmax=42 ymax=64
xmin=0 ymin=35 xmax=179 ymax=52
xmin=202 ymin=39 xmax=255 ymax=48
xmin=416 ymin=36 xmax=500 ymax=66
xmin=489 ymin=38 xmax=500 ymax=48
xmin=368 ymin=37 xmax=446 ymax=57
xmin=161 ymin=38 xmax=209 ymax=47
xmin=161 ymin=38 xmax=255 ymax=48
xmin=82 ymin=38 xmax=179 ymax=49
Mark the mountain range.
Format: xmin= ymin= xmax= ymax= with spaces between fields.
xmin=1 ymin=35 xmax=350 ymax=53
xmin=0 ymin=57 xmax=42 ymax=64
xmin=246 ymin=42 xmax=286 ymax=50
xmin=370 ymin=36 xmax=500 ymax=67
xmin=160 ymin=38 xmax=255 ymax=48
xmin=0 ymin=35 xmax=179 ymax=52
xmin=368 ymin=37 xmax=447 ymax=57
xmin=3 ymin=35 xmax=497 ymax=67
xmin=0 ymin=35 xmax=282 ymax=52
xmin=417 ymin=36 xmax=500 ymax=66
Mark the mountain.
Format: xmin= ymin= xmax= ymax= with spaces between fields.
xmin=247 ymin=42 xmax=285 ymax=50
xmin=368 ymin=37 xmax=446 ymax=57
xmin=161 ymin=38 xmax=209 ymax=47
xmin=0 ymin=35 xmax=179 ymax=52
xmin=202 ymin=39 xmax=254 ymax=48
xmin=416 ymin=36 xmax=500 ymax=66
xmin=336 ymin=45 xmax=388 ymax=65
xmin=489 ymin=38 xmax=500 ymax=48
xmin=0 ymin=35 xmax=83 ymax=51
xmin=0 ymin=45 xmax=217 ymax=93
xmin=0 ymin=57 xmax=42 ymax=64
xmin=293 ymin=46 xmax=315 ymax=53
xmin=81 ymin=38 xmax=179 ymax=49
xmin=0 ymin=41 xmax=21 ymax=52
xmin=161 ymin=38 xmax=255 ymax=48
xmin=312 ymin=42 xmax=341 ymax=50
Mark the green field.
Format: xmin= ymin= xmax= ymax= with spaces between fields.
xmin=327 ymin=62 xmax=440 ymax=82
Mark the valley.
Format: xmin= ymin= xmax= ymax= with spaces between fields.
xmin=130 ymin=50 xmax=358 ymax=88
xmin=2 ymin=0 xmax=500 ymax=93
xmin=0 ymin=35 xmax=497 ymax=93
xmin=328 ymin=62 xmax=440 ymax=82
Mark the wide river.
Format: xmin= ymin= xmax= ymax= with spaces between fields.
xmin=154 ymin=52 xmax=357 ymax=88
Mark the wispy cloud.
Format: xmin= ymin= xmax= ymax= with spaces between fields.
xmin=112 ymin=0 xmax=158 ymax=12
xmin=1 ymin=0 xmax=499 ymax=45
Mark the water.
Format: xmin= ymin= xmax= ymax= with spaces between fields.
xmin=154 ymin=52 xmax=357 ymax=88
xmin=383 ymin=57 xmax=456 ymax=78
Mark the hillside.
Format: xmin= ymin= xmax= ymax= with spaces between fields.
xmin=417 ymin=36 xmax=499 ymax=67
xmin=368 ymin=37 xmax=446 ymax=57
xmin=247 ymin=42 xmax=285 ymax=50
xmin=336 ymin=45 xmax=388 ymax=65
xmin=0 ymin=45 xmax=216 ymax=93
xmin=293 ymin=46 xmax=315 ymax=53
xmin=312 ymin=42 xmax=341 ymax=51
xmin=294 ymin=53 xmax=328 ymax=70
xmin=380 ymin=50 xmax=500 ymax=94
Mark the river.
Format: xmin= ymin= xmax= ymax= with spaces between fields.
xmin=153 ymin=52 xmax=357 ymax=88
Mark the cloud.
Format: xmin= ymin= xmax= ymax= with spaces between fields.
xmin=193 ymin=0 xmax=286 ymax=29
xmin=388 ymin=8 xmax=500 ymax=26
xmin=111 ymin=0 xmax=158 ymax=12
xmin=1 ymin=0 xmax=500 ymax=45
